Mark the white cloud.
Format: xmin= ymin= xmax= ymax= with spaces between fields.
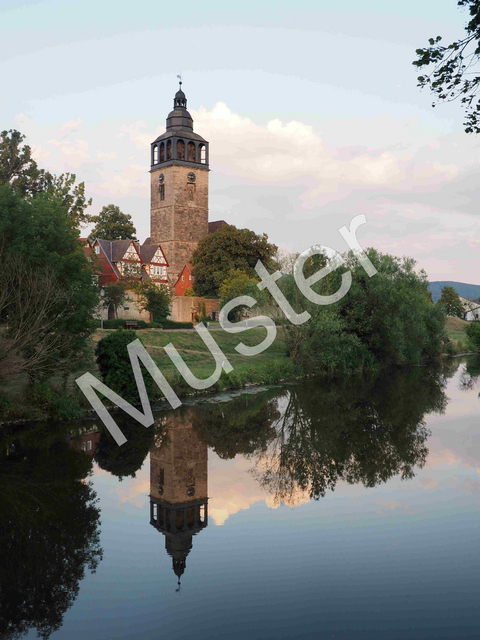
xmin=47 ymin=137 xmax=90 ymax=168
xmin=96 ymin=151 xmax=117 ymax=161
xmin=60 ymin=118 xmax=83 ymax=136
xmin=121 ymin=121 xmax=152 ymax=150
xmin=98 ymin=163 xmax=148 ymax=196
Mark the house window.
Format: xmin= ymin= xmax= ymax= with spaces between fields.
xmin=82 ymin=442 xmax=87 ymax=451
xmin=182 ymin=275 xmax=184 ymax=281
xmin=124 ymin=305 xmax=130 ymax=310
xmin=160 ymin=184 xmax=165 ymax=201
xmin=189 ymin=275 xmax=191 ymax=280
xmin=95 ymin=245 xmax=100 ymax=254
xmin=87 ymin=440 xmax=92 ymax=451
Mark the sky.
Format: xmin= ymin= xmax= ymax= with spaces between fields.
xmin=1 ymin=0 xmax=479 ymax=281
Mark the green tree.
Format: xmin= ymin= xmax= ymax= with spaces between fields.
xmin=438 ymin=285 xmax=465 ymax=318
xmin=89 ymin=204 xmax=137 ymax=241
xmin=413 ymin=0 xmax=480 ymax=133
xmin=103 ymin=280 xmax=129 ymax=319
xmin=0 ymin=129 xmax=92 ymax=225
xmin=279 ymin=249 xmax=445 ymax=374
xmin=0 ymin=185 xmax=99 ymax=380
xmin=95 ymin=329 xmax=153 ymax=404
xmin=219 ymin=269 xmax=268 ymax=321
xmin=191 ymin=224 xmax=278 ymax=297
xmin=466 ymin=320 xmax=480 ymax=349
xmin=134 ymin=281 xmax=172 ymax=321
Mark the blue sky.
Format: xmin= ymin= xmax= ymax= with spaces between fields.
xmin=1 ymin=0 xmax=479 ymax=281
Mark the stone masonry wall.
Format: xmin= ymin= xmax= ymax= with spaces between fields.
xmin=150 ymin=164 xmax=209 ymax=278
xmin=170 ymin=296 xmax=219 ymax=323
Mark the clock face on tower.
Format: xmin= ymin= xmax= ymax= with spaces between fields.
xmin=187 ymin=172 xmax=196 ymax=183
xmin=158 ymin=173 xmax=164 ymax=184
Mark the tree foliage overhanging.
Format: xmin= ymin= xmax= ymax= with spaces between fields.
xmin=191 ymin=224 xmax=278 ymax=297
xmin=0 ymin=129 xmax=92 ymax=225
xmin=0 ymin=130 xmax=100 ymax=380
xmin=279 ymin=248 xmax=446 ymax=373
xmin=413 ymin=0 xmax=480 ymax=133
xmin=0 ymin=185 xmax=99 ymax=380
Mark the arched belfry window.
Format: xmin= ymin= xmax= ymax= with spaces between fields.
xmin=160 ymin=142 xmax=165 ymax=162
xmin=187 ymin=141 xmax=195 ymax=162
xmin=153 ymin=146 xmax=158 ymax=164
xmin=177 ymin=139 xmax=185 ymax=160
xmin=199 ymin=144 xmax=206 ymax=163
xmin=166 ymin=140 xmax=172 ymax=160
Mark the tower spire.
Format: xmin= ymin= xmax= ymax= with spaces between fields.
xmin=174 ymin=77 xmax=187 ymax=110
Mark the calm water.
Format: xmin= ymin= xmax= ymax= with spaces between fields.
xmin=2 ymin=357 xmax=480 ymax=640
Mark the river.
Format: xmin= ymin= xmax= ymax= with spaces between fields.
xmin=1 ymin=356 xmax=480 ymax=640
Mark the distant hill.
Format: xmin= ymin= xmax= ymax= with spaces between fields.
xmin=429 ymin=281 xmax=480 ymax=303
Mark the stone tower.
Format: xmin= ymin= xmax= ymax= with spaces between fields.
xmin=149 ymin=411 xmax=208 ymax=588
xmin=150 ymin=83 xmax=209 ymax=281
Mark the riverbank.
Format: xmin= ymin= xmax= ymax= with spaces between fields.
xmin=0 ymin=318 xmax=475 ymax=425
xmin=0 ymin=326 xmax=296 ymax=423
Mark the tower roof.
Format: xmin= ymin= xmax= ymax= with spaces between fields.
xmin=164 ymin=81 xmax=194 ymax=132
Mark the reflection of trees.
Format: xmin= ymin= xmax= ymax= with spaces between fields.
xmin=250 ymin=367 xmax=448 ymax=503
xmin=461 ymin=355 xmax=480 ymax=389
xmin=94 ymin=414 xmax=158 ymax=480
xmin=191 ymin=390 xmax=280 ymax=459
xmin=0 ymin=427 xmax=102 ymax=640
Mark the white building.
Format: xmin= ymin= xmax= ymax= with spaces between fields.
xmin=459 ymin=296 xmax=480 ymax=322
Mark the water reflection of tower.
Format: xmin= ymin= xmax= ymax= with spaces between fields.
xmin=149 ymin=412 xmax=208 ymax=588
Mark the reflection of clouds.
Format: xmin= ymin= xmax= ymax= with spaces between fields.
xmin=93 ymin=460 xmax=151 ymax=508
xmin=375 ymin=500 xmax=414 ymax=515
xmin=265 ymin=488 xmax=311 ymax=510
xmin=115 ymin=477 xmax=150 ymax=508
xmin=208 ymin=455 xmax=267 ymax=526
xmin=420 ymin=477 xmax=438 ymax=490
xmin=94 ymin=365 xmax=480 ymax=523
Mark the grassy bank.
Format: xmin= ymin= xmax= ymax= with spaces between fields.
xmin=0 ymin=326 xmax=294 ymax=423
xmin=1 ymin=317 xmax=477 ymax=424
xmin=444 ymin=316 xmax=471 ymax=354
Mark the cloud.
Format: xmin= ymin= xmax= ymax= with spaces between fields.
xmin=98 ymin=163 xmax=148 ymax=196
xmin=96 ymin=151 xmax=117 ymax=161
xmin=121 ymin=121 xmax=152 ymax=150
xmin=60 ymin=118 xmax=83 ymax=136
xmin=375 ymin=500 xmax=414 ymax=515
xmin=30 ymin=144 xmax=51 ymax=163
xmin=192 ymin=103 xmax=460 ymax=200
xmin=47 ymin=137 xmax=90 ymax=168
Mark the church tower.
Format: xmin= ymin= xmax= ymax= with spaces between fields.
xmin=150 ymin=83 xmax=209 ymax=280
xmin=149 ymin=411 xmax=208 ymax=588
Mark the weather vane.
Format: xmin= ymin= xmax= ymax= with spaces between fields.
xmin=177 ymin=74 xmax=182 ymax=88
